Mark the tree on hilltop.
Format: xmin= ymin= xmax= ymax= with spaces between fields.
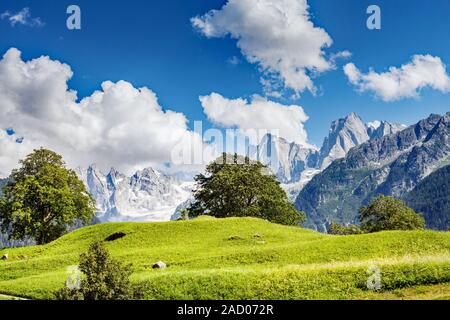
xmin=189 ymin=153 xmax=305 ymax=226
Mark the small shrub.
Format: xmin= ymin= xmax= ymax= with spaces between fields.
xmin=54 ymin=242 xmax=143 ymax=300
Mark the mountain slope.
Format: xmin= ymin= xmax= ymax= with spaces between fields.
xmin=404 ymin=164 xmax=450 ymax=231
xmin=296 ymin=112 xmax=450 ymax=232
xmin=1 ymin=217 xmax=449 ymax=300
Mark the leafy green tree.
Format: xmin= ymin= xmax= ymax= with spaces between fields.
xmin=189 ymin=153 xmax=305 ymax=226
xmin=55 ymin=242 xmax=143 ymax=300
xmin=0 ymin=148 xmax=95 ymax=244
xmin=328 ymin=222 xmax=363 ymax=235
xmin=359 ymin=195 xmax=425 ymax=233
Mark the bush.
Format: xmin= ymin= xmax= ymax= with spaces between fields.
xmin=328 ymin=223 xmax=363 ymax=235
xmin=359 ymin=196 xmax=425 ymax=233
xmin=54 ymin=242 xmax=143 ymax=300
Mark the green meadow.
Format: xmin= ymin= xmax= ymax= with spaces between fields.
xmin=0 ymin=216 xmax=449 ymax=300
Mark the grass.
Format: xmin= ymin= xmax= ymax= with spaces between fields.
xmin=360 ymin=283 xmax=450 ymax=300
xmin=0 ymin=216 xmax=449 ymax=300
xmin=0 ymin=294 xmax=28 ymax=301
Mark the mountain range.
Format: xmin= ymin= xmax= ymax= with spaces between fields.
xmin=79 ymin=112 xmax=403 ymax=222
xmin=296 ymin=112 xmax=450 ymax=232
xmin=0 ymin=112 xmax=429 ymax=229
xmin=249 ymin=113 xmax=406 ymax=199
xmin=76 ymin=165 xmax=193 ymax=222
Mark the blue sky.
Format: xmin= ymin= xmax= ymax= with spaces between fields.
xmin=0 ymin=0 xmax=449 ymax=167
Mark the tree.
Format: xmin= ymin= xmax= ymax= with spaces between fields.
xmin=55 ymin=242 xmax=143 ymax=300
xmin=0 ymin=148 xmax=95 ymax=245
xmin=328 ymin=222 xmax=363 ymax=235
xmin=359 ymin=195 xmax=425 ymax=233
xmin=189 ymin=153 xmax=305 ymax=226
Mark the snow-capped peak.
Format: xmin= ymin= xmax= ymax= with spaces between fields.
xmin=367 ymin=120 xmax=382 ymax=130
xmin=77 ymin=165 xmax=193 ymax=222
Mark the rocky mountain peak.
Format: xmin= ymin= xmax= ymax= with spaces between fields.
xmin=319 ymin=113 xmax=369 ymax=169
xmin=249 ymin=133 xmax=319 ymax=184
xmin=77 ymin=165 xmax=192 ymax=222
xmin=318 ymin=113 xmax=406 ymax=169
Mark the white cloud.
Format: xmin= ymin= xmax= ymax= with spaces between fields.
xmin=330 ymin=50 xmax=352 ymax=65
xmin=343 ymin=63 xmax=362 ymax=84
xmin=0 ymin=48 xmax=213 ymax=176
xmin=344 ymin=55 xmax=450 ymax=102
xmin=0 ymin=12 xmax=10 ymax=20
xmin=199 ymin=92 xmax=311 ymax=146
xmin=227 ymin=56 xmax=241 ymax=66
xmin=191 ymin=0 xmax=335 ymax=97
xmin=1 ymin=7 xmax=44 ymax=27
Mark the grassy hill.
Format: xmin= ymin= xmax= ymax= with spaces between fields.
xmin=0 ymin=216 xmax=449 ymax=300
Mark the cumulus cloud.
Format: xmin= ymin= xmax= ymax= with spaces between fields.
xmin=199 ymin=92 xmax=311 ymax=146
xmin=1 ymin=7 xmax=44 ymax=27
xmin=344 ymin=55 xmax=450 ymax=101
xmin=191 ymin=0 xmax=336 ymax=97
xmin=0 ymin=48 xmax=214 ymax=176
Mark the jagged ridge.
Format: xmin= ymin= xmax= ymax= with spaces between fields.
xmin=295 ymin=112 xmax=450 ymax=232
xmin=76 ymin=165 xmax=193 ymax=222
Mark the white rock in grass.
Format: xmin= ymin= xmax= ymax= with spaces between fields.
xmin=152 ymin=261 xmax=167 ymax=269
